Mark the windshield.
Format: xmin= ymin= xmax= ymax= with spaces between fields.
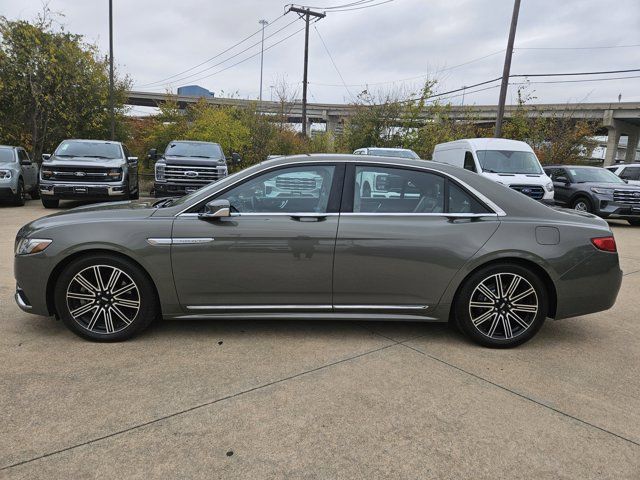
xmin=569 ymin=167 xmax=625 ymax=184
xmin=0 ymin=148 xmax=15 ymax=163
xmin=476 ymin=150 xmax=542 ymax=174
xmin=368 ymin=149 xmax=420 ymax=159
xmin=55 ymin=141 xmax=122 ymax=159
xmin=165 ymin=142 xmax=223 ymax=159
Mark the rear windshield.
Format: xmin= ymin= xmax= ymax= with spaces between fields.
xmin=55 ymin=141 xmax=122 ymax=159
xmin=569 ymin=168 xmax=624 ymax=184
xmin=0 ymin=148 xmax=14 ymax=162
xmin=368 ymin=149 xmax=420 ymax=159
xmin=476 ymin=150 xmax=542 ymax=174
xmin=165 ymin=142 xmax=223 ymax=159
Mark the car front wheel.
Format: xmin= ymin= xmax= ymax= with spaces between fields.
xmin=571 ymin=197 xmax=592 ymax=213
xmin=54 ymin=254 xmax=158 ymax=341
xmin=455 ymin=264 xmax=548 ymax=348
xmin=13 ymin=178 xmax=25 ymax=206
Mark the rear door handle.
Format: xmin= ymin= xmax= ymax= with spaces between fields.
xmin=290 ymin=214 xmax=327 ymax=222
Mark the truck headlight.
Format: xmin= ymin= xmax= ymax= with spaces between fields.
xmin=41 ymin=168 xmax=53 ymax=179
xmin=155 ymin=163 xmax=165 ymax=182
xmin=545 ymin=181 xmax=554 ymax=192
xmin=591 ymin=187 xmax=614 ymax=195
xmin=107 ymin=168 xmax=122 ymax=181
xmin=15 ymin=238 xmax=52 ymax=255
xmin=0 ymin=170 xmax=11 ymax=179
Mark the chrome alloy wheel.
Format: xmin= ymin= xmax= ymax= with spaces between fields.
xmin=468 ymin=273 xmax=538 ymax=340
xmin=574 ymin=201 xmax=589 ymax=212
xmin=66 ymin=265 xmax=140 ymax=334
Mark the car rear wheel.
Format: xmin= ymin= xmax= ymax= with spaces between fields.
xmin=455 ymin=264 xmax=548 ymax=348
xmin=571 ymin=196 xmax=592 ymax=213
xmin=628 ymin=219 xmax=640 ymax=226
xmin=54 ymin=254 xmax=158 ymax=341
xmin=42 ymin=197 xmax=59 ymax=208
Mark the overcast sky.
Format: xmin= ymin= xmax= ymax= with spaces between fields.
xmin=2 ymin=0 xmax=640 ymax=112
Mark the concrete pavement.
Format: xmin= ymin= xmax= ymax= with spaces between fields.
xmin=1 ymin=200 xmax=639 ymax=479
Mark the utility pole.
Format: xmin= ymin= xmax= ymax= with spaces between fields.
xmin=286 ymin=6 xmax=325 ymax=137
xmin=495 ymin=0 xmax=521 ymax=138
xmin=258 ymin=19 xmax=269 ymax=107
xmin=108 ymin=0 xmax=115 ymax=140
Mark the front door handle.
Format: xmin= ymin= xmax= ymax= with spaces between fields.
xmin=290 ymin=214 xmax=327 ymax=222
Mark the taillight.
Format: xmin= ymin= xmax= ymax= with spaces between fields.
xmin=591 ymin=236 xmax=617 ymax=252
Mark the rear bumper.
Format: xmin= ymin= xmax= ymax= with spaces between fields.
xmin=554 ymin=250 xmax=622 ymax=319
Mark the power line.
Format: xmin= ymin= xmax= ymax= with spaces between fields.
xmin=291 ymin=1 xmax=376 ymax=10
xmin=512 ymin=73 xmax=640 ymax=85
xmin=314 ymin=25 xmax=354 ymax=100
xmin=329 ymin=0 xmax=394 ymax=12
xmin=512 ymin=67 xmax=640 ymax=78
xmin=310 ymin=49 xmax=505 ymax=87
xmin=135 ymin=17 xmax=300 ymax=88
xmin=515 ymin=43 xmax=640 ymax=50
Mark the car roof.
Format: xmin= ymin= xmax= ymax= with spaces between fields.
xmin=0 ymin=145 xmax=18 ymax=149
xmin=62 ymin=139 xmax=122 ymax=145
xmin=435 ymin=138 xmax=533 ymax=152
xmin=169 ymin=140 xmax=221 ymax=145
xmin=543 ymin=165 xmax=601 ymax=169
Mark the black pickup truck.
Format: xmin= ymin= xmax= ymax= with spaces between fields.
xmin=151 ymin=140 xmax=240 ymax=197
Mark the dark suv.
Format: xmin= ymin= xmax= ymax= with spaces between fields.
xmin=544 ymin=165 xmax=640 ymax=225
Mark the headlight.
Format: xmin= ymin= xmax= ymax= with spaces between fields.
xmin=0 ymin=170 xmax=11 ymax=179
xmin=107 ymin=168 xmax=122 ymax=181
xmin=591 ymin=187 xmax=614 ymax=195
xmin=41 ymin=167 xmax=53 ymax=179
xmin=15 ymin=238 xmax=52 ymax=255
xmin=545 ymin=181 xmax=554 ymax=192
xmin=155 ymin=163 xmax=165 ymax=182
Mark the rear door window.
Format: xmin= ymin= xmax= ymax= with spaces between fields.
xmin=620 ymin=167 xmax=640 ymax=181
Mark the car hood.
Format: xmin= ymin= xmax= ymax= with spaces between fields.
xmin=160 ymin=156 xmax=226 ymax=166
xmin=0 ymin=161 xmax=19 ymax=171
xmin=44 ymin=156 xmax=123 ymax=167
xmin=19 ymin=199 xmax=158 ymax=236
xmin=579 ymin=182 xmax=640 ymax=190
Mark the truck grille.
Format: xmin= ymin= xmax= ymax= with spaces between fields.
xmin=509 ymin=184 xmax=544 ymax=200
xmin=275 ymin=176 xmax=317 ymax=191
xmin=49 ymin=166 xmax=115 ymax=182
xmin=613 ymin=189 xmax=640 ymax=205
xmin=165 ymin=165 xmax=225 ymax=184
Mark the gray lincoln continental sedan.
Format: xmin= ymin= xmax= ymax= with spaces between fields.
xmin=14 ymin=154 xmax=622 ymax=347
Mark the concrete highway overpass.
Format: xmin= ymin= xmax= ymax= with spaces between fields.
xmin=126 ymin=91 xmax=640 ymax=165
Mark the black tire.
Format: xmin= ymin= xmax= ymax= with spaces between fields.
xmin=54 ymin=254 xmax=158 ymax=341
xmin=571 ymin=196 xmax=593 ymax=213
xmin=362 ymin=182 xmax=372 ymax=198
xmin=42 ymin=197 xmax=59 ymax=209
xmin=130 ymin=182 xmax=140 ymax=200
xmin=454 ymin=263 xmax=548 ymax=348
xmin=13 ymin=178 xmax=25 ymax=206
xmin=30 ymin=183 xmax=40 ymax=199
xmin=628 ymin=219 xmax=640 ymax=226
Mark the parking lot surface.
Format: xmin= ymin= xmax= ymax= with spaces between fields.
xmin=1 ymin=200 xmax=639 ymax=479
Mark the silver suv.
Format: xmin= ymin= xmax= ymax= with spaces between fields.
xmin=39 ymin=139 xmax=139 ymax=208
xmin=0 ymin=145 xmax=39 ymax=206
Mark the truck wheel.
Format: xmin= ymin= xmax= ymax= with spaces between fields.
xmin=42 ymin=198 xmax=59 ymax=209
xmin=13 ymin=178 xmax=25 ymax=206
xmin=30 ymin=181 xmax=40 ymax=199
xmin=628 ymin=219 xmax=640 ymax=226
xmin=130 ymin=182 xmax=140 ymax=200
xmin=54 ymin=254 xmax=158 ymax=341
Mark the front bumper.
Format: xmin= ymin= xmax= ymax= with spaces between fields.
xmin=40 ymin=182 xmax=127 ymax=200
xmin=0 ymin=186 xmax=17 ymax=198
xmin=594 ymin=199 xmax=640 ymax=220
xmin=154 ymin=182 xmax=206 ymax=197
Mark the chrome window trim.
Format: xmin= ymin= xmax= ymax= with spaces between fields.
xmin=175 ymin=159 xmax=507 ymax=217
xmin=340 ymin=212 xmax=497 ymax=218
xmin=177 ymin=212 xmax=340 ymax=218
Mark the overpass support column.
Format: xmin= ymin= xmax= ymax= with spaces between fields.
xmin=624 ymin=129 xmax=639 ymax=163
xmin=326 ymin=114 xmax=340 ymax=135
xmin=603 ymin=110 xmax=620 ymax=167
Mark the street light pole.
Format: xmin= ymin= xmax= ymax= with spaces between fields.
xmin=258 ymin=19 xmax=269 ymax=107
xmin=495 ymin=0 xmax=521 ymax=138
xmin=108 ymin=0 xmax=115 ymax=140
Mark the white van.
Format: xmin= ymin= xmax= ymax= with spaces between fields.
xmin=432 ymin=138 xmax=554 ymax=204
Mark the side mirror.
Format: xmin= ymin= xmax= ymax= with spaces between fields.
xmin=20 ymin=159 xmax=32 ymax=166
xmin=555 ymin=176 xmax=569 ymax=184
xmin=148 ymin=148 xmax=157 ymax=160
xmin=42 ymin=154 xmax=51 ymax=161
xmin=231 ymin=152 xmax=242 ymax=165
xmin=199 ymin=199 xmax=231 ymax=219
xmin=128 ymin=156 xmax=138 ymax=163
